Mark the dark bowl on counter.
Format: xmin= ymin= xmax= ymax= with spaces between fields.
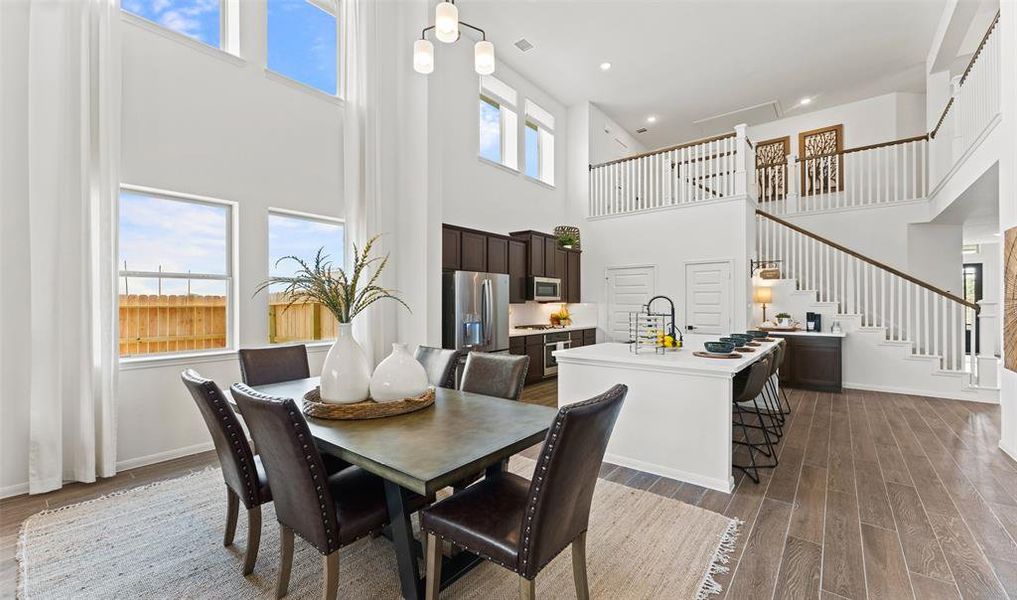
xmin=729 ymin=334 xmax=753 ymax=344
xmin=704 ymin=341 xmax=736 ymax=354
xmin=746 ymin=330 xmax=768 ymax=339
xmin=719 ymin=337 xmax=740 ymax=346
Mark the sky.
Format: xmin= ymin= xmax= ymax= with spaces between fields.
xmin=123 ymin=0 xmax=337 ymax=95
xmin=119 ymin=192 xmax=343 ymax=296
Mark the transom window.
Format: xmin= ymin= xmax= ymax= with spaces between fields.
xmin=122 ymin=0 xmax=226 ymax=50
xmin=267 ymin=211 xmax=345 ymax=343
xmin=524 ymin=99 xmax=555 ymax=185
xmin=479 ymin=75 xmax=518 ymax=170
xmin=118 ymin=188 xmax=234 ymax=358
xmin=267 ymin=0 xmax=339 ymax=95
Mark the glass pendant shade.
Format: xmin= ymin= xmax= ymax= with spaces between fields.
xmin=434 ymin=2 xmax=459 ymax=43
xmin=474 ymin=40 xmax=495 ymax=75
xmin=413 ymin=39 xmax=434 ymax=74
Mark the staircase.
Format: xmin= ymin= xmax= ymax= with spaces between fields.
xmin=755 ymin=209 xmax=996 ymax=401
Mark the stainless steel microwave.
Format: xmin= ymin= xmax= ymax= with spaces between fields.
xmin=528 ymin=277 xmax=562 ymax=302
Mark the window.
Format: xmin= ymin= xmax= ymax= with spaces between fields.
xmin=122 ymin=0 xmax=224 ymax=49
xmin=268 ymin=0 xmax=339 ymax=95
xmin=524 ymin=99 xmax=555 ymax=185
xmin=118 ymin=188 xmax=234 ymax=358
xmin=268 ymin=211 xmax=345 ymax=343
xmin=479 ymin=75 xmax=518 ymax=170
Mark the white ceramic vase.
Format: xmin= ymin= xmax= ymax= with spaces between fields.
xmin=319 ymin=323 xmax=372 ymax=404
xmin=370 ymin=343 xmax=429 ymax=403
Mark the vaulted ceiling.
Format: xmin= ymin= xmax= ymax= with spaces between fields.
xmin=464 ymin=0 xmax=947 ymax=148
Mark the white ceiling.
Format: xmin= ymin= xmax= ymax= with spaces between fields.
xmin=463 ymin=0 xmax=947 ymax=148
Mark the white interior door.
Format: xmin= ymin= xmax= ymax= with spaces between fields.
xmin=605 ymin=266 xmax=656 ymax=342
xmin=685 ymin=261 xmax=733 ymax=335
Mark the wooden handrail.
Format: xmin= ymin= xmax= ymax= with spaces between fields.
xmin=928 ymin=11 xmax=999 ymax=140
xmin=590 ymin=132 xmax=736 ymax=169
xmin=929 ymin=97 xmax=954 ymax=140
xmin=756 ymin=209 xmax=979 ymax=311
xmin=795 ymin=134 xmax=928 ymax=161
xmin=960 ymin=11 xmax=1000 ymax=86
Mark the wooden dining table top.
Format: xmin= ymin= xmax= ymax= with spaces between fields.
xmin=228 ymin=377 xmax=557 ymax=496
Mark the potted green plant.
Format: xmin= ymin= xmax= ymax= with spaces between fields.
xmin=556 ymin=230 xmax=579 ymax=249
xmin=774 ymin=312 xmax=792 ymax=328
xmin=257 ymin=234 xmax=409 ymax=404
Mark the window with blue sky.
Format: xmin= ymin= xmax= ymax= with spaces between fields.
xmin=268 ymin=0 xmax=338 ymax=95
xmin=524 ymin=122 xmax=539 ymax=179
xmin=122 ymin=0 xmax=222 ymax=48
xmin=480 ymin=98 xmax=502 ymax=164
xmin=268 ymin=212 xmax=344 ymax=342
xmin=479 ymin=75 xmax=518 ymax=170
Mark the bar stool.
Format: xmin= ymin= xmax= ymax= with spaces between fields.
xmin=732 ymin=356 xmax=778 ymax=484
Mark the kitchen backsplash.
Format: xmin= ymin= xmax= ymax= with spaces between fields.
xmin=509 ymin=302 xmax=598 ymax=329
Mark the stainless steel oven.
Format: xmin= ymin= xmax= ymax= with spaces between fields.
xmin=543 ymin=331 xmax=571 ymax=376
xmin=528 ymin=276 xmax=562 ymax=302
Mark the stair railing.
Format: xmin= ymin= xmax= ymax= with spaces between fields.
xmin=928 ymin=12 xmax=1001 ymax=190
xmin=588 ymin=125 xmax=753 ymax=218
xmin=757 ymin=135 xmax=928 ymax=215
xmin=756 ymin=209 xmax=980 ymax=380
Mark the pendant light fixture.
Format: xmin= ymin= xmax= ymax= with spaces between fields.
xmin=414 ymin=1 xmax=495 ymax=75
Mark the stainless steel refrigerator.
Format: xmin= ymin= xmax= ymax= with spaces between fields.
xmin=442 ymin=271 xmax=510 ymax=353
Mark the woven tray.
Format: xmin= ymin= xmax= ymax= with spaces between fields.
xmin=693 ymin=351 xmax=743 ymax=359
xmin=302 ymin=387 xmax=436 ymax=420
xmin=734 ymin=346 xmax=755 ymax=352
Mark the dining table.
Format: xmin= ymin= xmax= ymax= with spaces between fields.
xmin=226 ymin=376 xmax=557 ymax=600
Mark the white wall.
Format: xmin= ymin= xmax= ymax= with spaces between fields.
xmin=907 ymin=223 xmax=964 ymax=293
xmin=432 ymin=42 xmax=569 ymax=236
xmin=580 ymin=198 xmax=756 ymax=337
xmin=588 ymin=102 xmax=647 ymax=166
xmin=2 ymin=4 xmax=348 ymax=494
xmin=748 ymin=92 xmax=926 ymax=158
xmin=998 ymin=0 xmax=1016 ymax=461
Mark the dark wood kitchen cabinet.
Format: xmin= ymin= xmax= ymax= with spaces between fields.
xmin=544 ymin=237 xmax=558 ymax=277
xmin=460 ymin=231 xmax=487 ymax=272
xmin=553 ymin=248 xmax=566 ymax=285
xmin=508 ymin=239 xmax=527 ymax=304
xmin=442 ymin=227 xmax=461 ymax=271
xmin=565 ymin=250 xmax=581 ymax=303
xmin=770 ymin=334 xmax=842 ymax=392
xmin=486 ymin=236 xmax=508 ymax=274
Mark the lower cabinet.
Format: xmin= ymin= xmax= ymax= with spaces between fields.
xmin=510 ymin=328 xmax=597 ymax=384
xmin=771 ymin=334 xmax=842 ymax=392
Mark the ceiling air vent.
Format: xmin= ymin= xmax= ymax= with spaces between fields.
xmin=514 ymin=38 xmax=534 ymax=52
xmin=636 ymin=127 xmax=648 ymax=134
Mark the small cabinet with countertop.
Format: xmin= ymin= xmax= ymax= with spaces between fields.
xmin=768 ymin=331 xmax=845 ymax=392
xmin=509 ymin=326 xmax=598 ymax=382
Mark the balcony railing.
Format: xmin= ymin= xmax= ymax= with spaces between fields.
xmin=757 ymin=135 xmax=928 ymax=216
xmin=588 ymin=125 xmax=754 ymax=218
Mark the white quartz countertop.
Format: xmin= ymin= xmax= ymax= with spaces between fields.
xmin=509 ymin=324 xmax=596 ymax=338
xmin=553 ymin=334 xmax=778 ymax=376
xmin=763 ymin=330 xmax=846 ymax=338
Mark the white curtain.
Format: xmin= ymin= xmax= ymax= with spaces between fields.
xmin=341 ymin=0 xmax=395 ymax=367
xmin=16 ymin=0 xmax=121 ymax=493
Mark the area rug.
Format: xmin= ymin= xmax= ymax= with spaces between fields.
xmin=17 ymin=457 xmax=738 ymax=599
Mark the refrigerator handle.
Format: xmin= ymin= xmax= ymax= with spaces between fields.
xmin=482 ymin=279 xmax=494 ymax=347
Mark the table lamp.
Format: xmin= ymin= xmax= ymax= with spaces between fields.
xmin=753 ymin=286 xmax=773 ymax=322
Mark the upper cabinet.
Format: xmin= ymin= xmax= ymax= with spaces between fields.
xmin=443 ymin=224 xmax=581 ymax=304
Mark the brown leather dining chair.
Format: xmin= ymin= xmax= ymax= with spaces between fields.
xmin=421 ymin=384 xmax=628 ymax=600
xmin=238 ymin=344 xmax=310 ymax=387
xmin=181 ymin=369 xmax=271 ymax=576
xmin=415 ymin=346 xmax=463 ymax=389
xmin=230 ymin=383 xmax=430 ymax=600
xmin=238 ymin=344 xmax=351 ymax=473
xmin=460 ymin=352 xmax=529 ymax=401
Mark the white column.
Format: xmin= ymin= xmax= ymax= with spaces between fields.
xmin=734 ymin=123 xmax=749 ymax=197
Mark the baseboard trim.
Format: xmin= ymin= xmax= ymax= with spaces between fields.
xmin=1000 ymin=440 xmax=1017 ymax=462
xmin=1 ymin=482 xmax=29 ymax=499
xmin=843 ymin=381 xmax=999 ymax=404
xmin=115 ymin=441 xmax=215 ymax=472
xmin=602 ymin=452 xmax=733 ymax=493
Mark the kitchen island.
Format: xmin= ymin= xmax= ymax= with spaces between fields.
xmin=553 ymin=334 xmax=779 ymax=492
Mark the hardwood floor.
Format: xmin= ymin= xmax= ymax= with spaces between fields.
xmin=2 ymin=379 xmax=1014 ymax=599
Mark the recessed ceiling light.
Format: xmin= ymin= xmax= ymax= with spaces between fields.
xmin=799 ymin=97 xmax=812 ymax=106
xmin=599 ymin=62 xmax=612 ymax=71
xmin=646 ymin=115 xmax=657 ymax=123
